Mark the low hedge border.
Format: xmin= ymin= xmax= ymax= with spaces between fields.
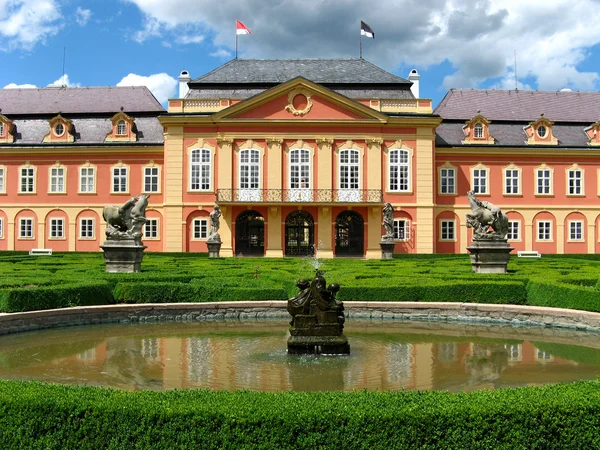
xmin=1 ymin=380 xmax=600 ymax=449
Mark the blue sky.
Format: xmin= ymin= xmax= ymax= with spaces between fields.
xmin=2 ymin=0 xmax=600 ymax=108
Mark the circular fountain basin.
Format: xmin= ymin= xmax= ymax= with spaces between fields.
xmin=1 ymin=318 xmax=600 ymax=392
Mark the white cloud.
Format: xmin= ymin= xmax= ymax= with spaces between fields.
xmin=47 ymin=74 xmax=79 ymax=87
xmin=75 ymin=7 xmax=91 ymax=26
xmin=3 ymin=82 xmax=37 ymax=89
xmin=116 ymin=72 xmax=177 ymax=104
xmin=123 ymin=0 xmax=600 ymax=92
xmin=0 ymin=0 xmax=62 ymax=50
xmin=210 ymin=48 xmax=232 ymax=59
xmin=177 ymin=34 xmax=203 ymax=45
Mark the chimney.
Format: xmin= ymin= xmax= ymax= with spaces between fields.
xmin=408 ymin=69 xmax=420 ymax=99
xmin=179 ymin=70 xmax=191 ymax=98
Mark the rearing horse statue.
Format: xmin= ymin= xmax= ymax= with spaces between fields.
xmin=465 ymin=190 xmax=509 ymax=239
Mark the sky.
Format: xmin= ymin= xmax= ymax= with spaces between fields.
xmin=2 ymin=0 xmax=600 ymax=108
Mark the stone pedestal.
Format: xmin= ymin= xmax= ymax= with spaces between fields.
xmin=467 ymin=239 xmax=513 ymax=274
xmin=101 ymin=238 xmax=147 ymax=273
xmin=207 ymin=240 xmax=222 ymax=258
xmin=288 ymin=312 xmax=350 ymax=355
xmin=380 ymin=240 xmax=395 ymax=259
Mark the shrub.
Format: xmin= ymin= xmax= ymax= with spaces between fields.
xmin=526 ymin=281 xmax=600 ymax=312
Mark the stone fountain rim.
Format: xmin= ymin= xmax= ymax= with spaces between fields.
xmin=1 ymin=301 xmax=600 ymax=336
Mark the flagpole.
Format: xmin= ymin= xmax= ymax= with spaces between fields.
xmin=236 ymin=33 xmax=238 ymax=59
xmin=360 ymin=31 xmax=363 ymax=59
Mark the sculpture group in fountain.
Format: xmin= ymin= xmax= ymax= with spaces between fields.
xmin=465 ymin=191 xmax=513 ymax=273
xmin=287 ymin=269 xmax=349 ymax=354
xmin=101 ymin=195 xmax=150 ymax=273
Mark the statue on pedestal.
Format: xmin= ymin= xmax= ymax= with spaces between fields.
xmin=382 ymin=202 xmax=394 ymax=242
xmin=466 ymin=191 xmax=508 ymax=240
xmin=102 ymin=195 xmax=150 ymax=240
xmin=208 ymin=205 xmax=221 ymax=243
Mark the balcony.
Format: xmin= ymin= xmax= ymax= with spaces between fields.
xmin=216 ymin=189 xmax=383 ymax=204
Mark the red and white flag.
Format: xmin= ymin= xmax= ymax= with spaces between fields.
xmin=236 ymin=20 xmax=251 ymax=35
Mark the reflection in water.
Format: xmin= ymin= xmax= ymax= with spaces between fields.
xmin=1 ymin=319 xmax=600 ymax=392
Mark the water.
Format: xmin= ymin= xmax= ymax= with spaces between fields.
xmin=1 ymin=319 xmax=600 ymax=392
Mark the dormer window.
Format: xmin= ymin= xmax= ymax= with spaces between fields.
xmin=43 ymin=115 xmax=74 ymax=143
xmin=473 ymin=123 xmax=484 ymax=138
xmin=537 ymin=125 xmax=547 ymax=138
xmin=584 ymin=121 xmax=600 ymax=146
xmin=0 ymin=122 xmax=3 ymax=137
xmin=0 ymin=114 xmax=15 ymax=143
xmin=524 ymin=115 xmax=557 ymax=145
xmin=106 ymin=112 xmax=136 ymax=142
xmin=54 ymin=123 xmax=65 ymax=137
xmin=463 ymin=113 xmax=494 ymax=144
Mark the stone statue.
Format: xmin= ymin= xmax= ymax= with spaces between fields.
xmin=466 ymin=190 xmax=508 ymax=239
xmin=208 ymin=205 xmax=221 ymax=242
xmin=382 ymin=202 xmax=394 ymax=241
xmin=103 ymin=194 xmax=150 ymax=240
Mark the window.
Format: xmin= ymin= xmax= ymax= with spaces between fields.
xmin=193 ymin=218 xmax=208 ymax=239
xmin=0 ymin=167 xmax=5 ymax=193
xmin=339 ymin=149 xmax=360 ymax=189
xmin=144 ymin=167 xmax=159 ymax=193
xmin=569 ymin=221 xmax=583 ymax=241
xmin=190 ymin=149 xmax=212 ymax=191
xmin=19 ymin=218 xmax=33 ymax=239
xmin=504 ymin=344 xmax=522 ymax=362
xmin=505 ymin=169 xmax=520 ymax=195
xmin=536 ymin=349 xmax=553 ymax=361
xmin=80 ymin=218 xmax=95 ymax=239
xmin=80 ymin=167 xmax=95 ymax=193
xmin=568 ymin=169 xmax=583 ymax=195
xmin=50 ymin=167 xmax=65 ymax=193
xmin=472 ymin=168 xmax=488 ymax=194
xmin=0 ymin=122 xmax=3 ymax=137
xmin=49 ymin=218 xmax=64 ymax=239
xmin=474 ymin=123 xmax=483 ymax=138
xmin=54 ymin=123 xmax=64 ymax=136
xmin=537 ymin=221 xmax=552 ymax=241
xmin=144 ymin=218 xmax=158 ymax=239
xmin=537 ymin=125 xmax=547 ymax=138
xmin=20 ymin=167 xmax=35 ymax=193
xmin=290 ymin=149 xmax=311 ymax=189
xmin=112 ymin=167 xmax=128 ymax=193
xmin=393 ymin=219 xmax=410 ymax=241
xmin=116 ymin=120 xmax=127 ymax=135
xmin=440 ymin=220 xmax=455 ymax=241
xmin=389 ymin=149 xmax=410 ymax=192
xmin=536 ymin=169 xmax=552 ymax=195
xmin=440 ymin=167 xmax=456 ymax=194
xmin=507 ymin=221 xmax=520 ymax=241
xmin=0 ymin=218 xmax=3 ymax=238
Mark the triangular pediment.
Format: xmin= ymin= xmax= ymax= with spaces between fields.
xmin=212 ymin=77 xmax=388 ymax=123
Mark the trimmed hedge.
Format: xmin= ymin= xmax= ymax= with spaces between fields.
xmin=2 ymin=380 xmax=600 ymax=449
xmin=526 ymin=281 xmax=600 ymax=312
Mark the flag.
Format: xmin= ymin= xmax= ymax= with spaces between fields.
xmin=360 ymin=21 xmax=374 ymax=39
xmin=236 ymin=20 xmax=252 ymax=35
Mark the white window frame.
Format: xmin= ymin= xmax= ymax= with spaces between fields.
xmin=473 ymin=123 xmax=484 ymax=138
xmin=0 ymin=122 xmax=3 ymax=137
xmin=143 ymin=166 xmax=160 ymax=193
xmin=338 ymin=148 xmax=361 ymax=202
xmin=238 ymin=148 xmax=261 ymax=201
xmin=112 ymin=166 xmax=128 ymax=193
xmin=507 ymin=220 xmax=521 ymax=241
xmin=440 ymin=220 xmax=456 ymax=241
xmin=79 ymin=218 xmax=95 ymax=239
xmin=439 ymin=166 xmax=456 ymax=195
xmin=0 ymin=217 xmax=4 ymax=238
xmin=567 ymin=169 xmax=583 ymax=196
xmin=504 ymin=167 xmax=521 ymax=195
xmin=192 ymin=218 xmax=209 ymax=240
xmin=19 ymin=166 xmax=35 ymax=193
xmin=288 ymin=148 xmax=313 ymax=202
xmin=144 ymin=218 xmax=159 ymax=239
xmin=19 ymin=218 xmax=34 ymax=239
xmin=0 ymin=166 xmax=5 ymax=194
xmin=535 ymin=166 xmax=553 ymax=196
xmin=49 ymin=166 xmax=66 ymax=193
xmin=116 ymin=120 xmax=127 ymax=135
xmin=537 ymin=221 xmax=552 ymax=241
xmin=568 ymin=220 xmax=583 ymax=241
xmin=190 ymin=148 xmax=212 ymax=191
xmin=49 ymin=218 xmax=65 ymax=239
xmin=393 ymin=219 xmax=410 ymax=241
xmin=471 ymin=166 xmax=488 ymax=195
xmin=388 ymin=149 xmax=410 ymax=192
xmin=79 ymin=164 xmax=96 ymax=194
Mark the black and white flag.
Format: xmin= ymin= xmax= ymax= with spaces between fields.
xmin=360 ymin=21 xmax=375 ymax=39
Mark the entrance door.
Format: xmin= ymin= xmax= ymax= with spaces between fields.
xmin=235 ymin=210 xmax=265 ymax=256
xmin=335 ymin=211 xmax=364 ymax=257
xmin=285 ymin=210 xmax=314 ymax=256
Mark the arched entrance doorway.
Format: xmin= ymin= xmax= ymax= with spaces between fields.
xmin=335 ymin=211 xmax=364 ymax=257
xmin=285 ymin=210 xmax=314 ymax=256
xmin=235 ymin=210 xmax=265 ymax=256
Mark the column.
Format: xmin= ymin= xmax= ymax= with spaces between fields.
xmin=265 ymin=206 xmax=283 ymax=258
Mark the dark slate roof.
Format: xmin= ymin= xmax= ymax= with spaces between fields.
xmin=436 ymin=122 xmax=590 ymax=147
xmin=6 ymin=117 xmax=164 ymax=145
xmin=0 ymin=86 xmax=165 ymax=115
xmin=190 ymin=59 xmax=411 ymax=85
xmin=435 ymin=89 xmax=600 ymax=123
xmin=185 ymin=87 xmax=415 ymax=100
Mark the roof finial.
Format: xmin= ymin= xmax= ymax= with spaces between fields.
xmin=477 ymin=109 xmax=481 ymax=115
xmin=540 ymin=112 xmax=544 ymax=117
xmin=120 ymin=106 xmax=124 ymax=112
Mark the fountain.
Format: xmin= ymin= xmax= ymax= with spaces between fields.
xmin=287 ymin=269 xmax=349 ymax=355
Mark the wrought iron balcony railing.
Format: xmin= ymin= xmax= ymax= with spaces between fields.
xmin=216 ymin=189 xmax=383 ymax=203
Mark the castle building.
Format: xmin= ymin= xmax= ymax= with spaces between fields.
xmin=1 ymin=59 xmax=599 ymax=256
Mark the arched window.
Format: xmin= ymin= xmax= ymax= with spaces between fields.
xmin=235 ymin=210 xmax=264 ymax=256
xmin=335 ymin=210 xmax=364 ymax=257
xmin=389 ymin=149 xmax=410 ymax=192
xmin=285 ymin=210 xmax=314 ymax=256
xmin=190 ymin=149 xmax=211 ymax=191
xmin=116 ymin=120 xmax=127 ymax=135
xmin=473 ymin=123 xmax=484 ymax=138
